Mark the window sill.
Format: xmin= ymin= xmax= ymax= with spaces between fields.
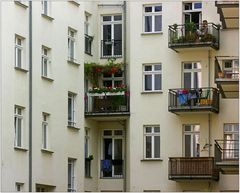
xmin=67 ymin=59 xmax=80 ymax=66
xmin=85 ymin=176 xmax=93 ymax=179
xmin=41 ymin=76 xmax=54 ymax=82
xmin=41 ymin=148 xmax=54 ymax=154
xmin=141 ymin=32 xmax=163 ymax=35
xmin=141 ymin=91 xmax=163 ymax=94
xmin=141 ymin=158 xmax=163 ymax=161
xmin=14 ymin=1 xmax=28 ymax=8
xmin=68 ymin=1 xmax=80 ymax=6
xmin=85 ymin=52 xmax=93 ymax=56
xmin=41 ymin=14 xmax=54 ymax=21
xmin=67 ymin=125 xmax=80 ymax=130
xmin=15 ymin=66 xmax=28 ymax=73
xmin=100 ymin=56 xmax=122 ymax=59
xmin=14 ymin=146 xmax=28 ymax=152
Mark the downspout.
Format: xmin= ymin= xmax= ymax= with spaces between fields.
xmin=29 ymin=1 xmax=33 ymax=192
xmin=208 ymin=50 xmax=211 ymax=157
xmin=123 ymin=1 xmax=127 ymax=192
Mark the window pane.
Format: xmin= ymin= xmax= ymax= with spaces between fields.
xmin=103 ymin=80 xmax=112 ymax=87
xmin=145 ymin=6 xmax=152 ymax=12
xmin=146 ymin=136 xmax=152 ymax=158
xmin=194 ymin=2 xmax=202 ymax=9
xmin=145 ymin=127 xmax=152 ymax=133
xmin=68 ymin=97 xmax=72 ymax=121
xmin=114 ymin=139 xmax=122 ymax=160
xmin=44 ymin=59 xmax=48 ymax=77
xmin=154 ymin=64 xmax=161 ymax=71
xmin=114 ymin=70 xmax=123 ymax=77
xmin=103 ymin=16 xmax=111 ymax=21
xmin=103 ymin=25 xmax=112 ymax=40
xmin=184 ymin=72 xmax=191 ymax=89
xmin=144 ymin=65 xmax=152 ymax=71
xmin=155 ymin=5 xmax=162 ymax=12
xmin=17 ymin=119 xmax=22 ymax=146
xmin=184 ymin=125 xmax=191 ymax=132
xmin=17 ymin=49 xmax=22 ymax=68
xmin=103 ymin=130 xmax=112 ymax=136
xmin=194 ymin=72 xmax=201 ymax=88
xmin=184 ymin=135 xmax=191 ymax=157
xmin=155 ymin=15 xmax=162 ymax=32
xmin=114 ymin=15 xmax=122 ymax=21
xmin=154 ymin=127 xmax=160 ymax=133
xmin=154 ymin=74 xmax=162 ymax=90
xmin=154 ymin=136 xmax=160 ymax=158
xmin=70 ymin=41 xmax=74 ymax=59
xmin=145 ymin=16 xmax=152 ymax=32
xmin=145 ymin=74 xmax=152 ymax=91
xmin=184 ymin=63 xmax=192 ymax=69
xmin=114 ymin=130 xmax=123 ymax=136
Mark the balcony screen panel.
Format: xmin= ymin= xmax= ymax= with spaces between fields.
xmin=146 ymin=136 xmax=152 ymax=158
xmin=154 ymin=136 xmax=160 ymax=158
xmin=145 ymin=75 xmax=152 ymax=90
xmin=155 ymin=15 xmax=162 ymax=31
xmin=145 ymin=16 xmax=152 ymax=32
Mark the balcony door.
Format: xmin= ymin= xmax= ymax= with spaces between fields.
xmin=102 ymin=129 xmax=123 ymax=178
xmin=102 ymin=15 xmax=122 ymax=57
xmin=224 ymin=124 xmax=239 ymax=159
xmin=183 ymin=2 xmax=202 ymax=25
xmin=183 ymin=124 xmax=200 ymax=157
xmin=183 ymin=62 xmax=202 ymax=89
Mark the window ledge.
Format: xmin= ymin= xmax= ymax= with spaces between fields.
xmin=41 ymin=76 xmax=54 ymax=82
xmin=141 ymin=158 xmax=163 ymax=161
xmin=41 ymin=14 xmax=54 ymax=21
xmin=14 ymin=1 xmax=28 ymax=8
xmin=141 ymin=91 xmax=163 ymax=94
xmin=68 ymin=1 xmax=80 ymax=6
xmin=41 ymin=148 xmax=54 ymax=154
xmin=85 ymin=176 xmax=93 ymax=179
xmin=15 ymin=66 xmax=28 ymax=73
xmin=100 ymin=56 xmax=122 ymax=59
xmin=67 ymin=59 xmax=80 ymax=66
xmin=67 ymin=125 xmax=80 ymax=130
xmin=14 ymin=146 xmax=28 ymax=152
xmin=85 ymin=52 xmax=93 ymax=56
xmin=141 ymin=32 xmax=163 ymax=35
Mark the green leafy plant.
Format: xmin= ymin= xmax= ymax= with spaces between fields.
xmin=88 ymin=85 xmax=127 ymax=94
xmin=86 ymin=155 xmax=94 ymax=161
xmin=185 ymin=22 xmax=197 ymax=34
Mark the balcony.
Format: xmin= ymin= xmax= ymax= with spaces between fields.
xmin=101 ymin=39 xmax=122 ymax=58
xmin=168 ymin=87 xmax=219 ymax=114
xmin=168 ymin=23 xmax=220 ymax=52
xmin=169 ymin=157 xmax=219 ymax=181
xmin=101 ymin=159 xmax=124 ymax=178
xmin=215 ymin=140 xmax=239 ymax=174
xmin=85 ymin=91 xmax=130 ymax=119
xmin=215 ymin=56 xmax=239 ymax=98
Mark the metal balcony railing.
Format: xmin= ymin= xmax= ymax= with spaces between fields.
xmin=85 ymin=91 xmax=130 ymax=116
xmin=101 ymin=159 xmax=124 ymax=178
xmin=168 ymin=23 xmax=220 ymax=51
xmin=101 ymin=39 xmax=122 ymax=58
xmin=215 ymin=140 xmax=239 ymax=162
xmin=168 ymin=87 xmax=219 ymax=114
xmin=169 ymin=157 xmax=219 ymax=181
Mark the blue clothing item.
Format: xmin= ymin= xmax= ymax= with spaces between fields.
xmin=179 ymin=94 xmax=188 ymax=105
xmin=102 ymin=159 xmax=112 ymax=173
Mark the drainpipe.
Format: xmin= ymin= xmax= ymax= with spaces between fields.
xmin=29 ymin=1 xmax=33 ymax=191
xmin=208 ymin=50 xmax=211 ymax=157
xmin=123 ymin=1 xmax=127 ymax=192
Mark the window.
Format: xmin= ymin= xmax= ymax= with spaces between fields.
xmin=224 ymin=124 xmax=239 ymax=159
xmin=41 ymin=46 xmax=51 ymax=78
xmin=183 ymin=62 xmax=201 ymax=89
xmin=183 ymin=2 xmax=202 ymax=24
xmin=143 ymin=4 xmax=162 ymax=33
xmin=42 ymin=113 xmax=49 ymax=150
xmin=143 ymin=64 xmax=162 ymax=92
xmin=68 ymin=159 xmax=76 ymax=192
xmin=16 ymin=183 xmax=23 ymax=192
xmin=144 ymin=126 xmax=160 ymax=159
xmin=102 ymin=129 xmax=124 ymax=178
xmin=14 ymin=106 xmax=24 ymax=147
xmin=222 ymin=59 xmax=239 ymax=79
xmin=102 ymin=15 xmax=122 ymax=57
xmin=183 ymin=124 xmax=200 ymax=157
xmin=68 ymin=92 xmax=76 ymax=127
xmin=102 ymin=70 xmax=123 ymax=87
xmin=85 ymin=128 xmax=91 ymax=177
xmin=41 ymin=0 xmax=50 ymax=16
xmin=15 ymin=35 xmax=24 ymax=69
xmin=85 ymin=13 xmax=93 ymax=55
xmin=68 ymin=28 xmax=76 ymax=61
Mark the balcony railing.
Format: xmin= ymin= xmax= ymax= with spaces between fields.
xmin=168 ymin=23 xmax=220 ymax=51
xmin=85 ymin=34 xmax=93 ymax=55
xmin=85 ymin=91 xmax=130 ymax=116
xmin=169 ymin=157 xmax=219 ymax=181
xmin=101 ymin=159 xmax=124 ymax=178
xmin=101 ymin=39 xmax=122 ymax=58
xmin=168 ymin=87 xmax=219 ymax=114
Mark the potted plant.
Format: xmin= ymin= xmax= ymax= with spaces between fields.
xmin=86 ymin=155 xmax=94 ymax=161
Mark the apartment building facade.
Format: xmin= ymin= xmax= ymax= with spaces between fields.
xmin=0 ymin=0 xmax=239 ymax=192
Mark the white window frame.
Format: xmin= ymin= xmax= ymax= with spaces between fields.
xmin=68 ymin=28 xmax=76 ymax=62
xmin=182 ymin=62 xmax=202 ymax=89
xmin=143 ymin=64 xmax=162 ymax=92
xmin=222 ymin=59 xmax=239 ymax=79
xmin=102 ymin=71 xmax=124 ymax=87
xmin=143 ymin=4 xmax=162 ymax=33
xmin=42 ymin=113 xmax=49 ymax=150
xmin=16 ymin=183 xmax=23 ymax=192
xmin=15 ymin=36 xmax=24 ymax=69
xmin=41 ymin=46 xmax=51 ymax=78
xmin=183 ymin=124 xmax=200 ymax=157
xmin=85 ymin=13 xmax=90 ymax=35
xmin=68 ymin=92 xmax=76 ymax=127
xmin=143 ymin=126 xmax=160 ymax=159
xmin=14 ymin=106 xmax=24 ymax=148
xmin=68 ymin=159 xmax=76 ymax=192
xmin=41 ymin=0 xmax=50 ymax=16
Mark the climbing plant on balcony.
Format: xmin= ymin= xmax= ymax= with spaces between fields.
xmin=85 ymin=58 xmax=123 ymax=87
